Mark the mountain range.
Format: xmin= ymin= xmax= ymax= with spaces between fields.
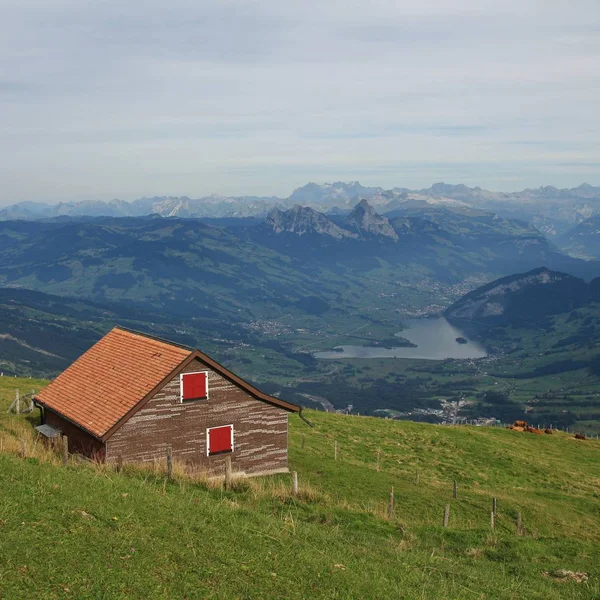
xmin=4 ymin=181 xmax=600 ymax=241
xmin=1 ymin=199 xmax=598 ymax=332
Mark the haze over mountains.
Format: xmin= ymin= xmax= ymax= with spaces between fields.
xmin=4 ymin=181 xmax=600 ymax=240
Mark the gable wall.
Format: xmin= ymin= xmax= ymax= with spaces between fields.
xmin=105 ymin=358 xmax=289 ymax=476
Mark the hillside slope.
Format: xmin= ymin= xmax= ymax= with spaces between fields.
xmin=0 ymin=378 xmax=598 ymax=599
xmin=558 ymin=214 xmax=600 ymax=259
xmin=0 ymin=288 xmax=328 ymax=389
xmin=445 ymin=267 xmax=590 ymax=324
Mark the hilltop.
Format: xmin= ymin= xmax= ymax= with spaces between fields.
xmin=0 ymin=377 xmax=599 ymax=599
xmin=445 ymin=267 xmax=591 ymax=325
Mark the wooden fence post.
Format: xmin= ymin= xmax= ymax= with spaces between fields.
xmin=492 ymin=497 xmax=497 ymax=514
xmin=443 ymin=504 xmax=450 ymax=527
xmin=116 ymin=452 xmax=123 ymax=473
xmin=376 ymin=450 xmax=381 ymax=472
xmin=517 ymin=511 xmax=523 ymax=535
xmin=7 ymin=389 xmax=20 ymax=414
xmin=452 ymin=480 xmax=457 ymax=499
xmin=490 ymin=511 xmax=495 ymax=530
xmin=387 ymin=486 xmax=394 ymax=519
xmin=19 ymin=437 xmax=26 ymax=459
xmin=292 ymin=471 xmax=298 ymax=496
xmin=225 ymin=455 xmax=233 ymax=489
xmin=334 ymin=441 xmax=338 ymax=461
xmin=301 ymin=434 xmax=306 ymax=449
xmin=62 ymin=435 xmax=69 ymax=466
xmin=166 ymin=446 xmax=173 ymax=481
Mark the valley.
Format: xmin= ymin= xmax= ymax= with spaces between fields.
xmin=3 ymin=185 xmax=600 ymax=434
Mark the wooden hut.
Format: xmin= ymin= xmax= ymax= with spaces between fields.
xmin=34 ymin=327 xmax=301 ymax=476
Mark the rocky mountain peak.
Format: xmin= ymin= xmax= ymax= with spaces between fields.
xmin=345 ymin=199 xmax=398 ymax=240
xmin=263 ymin=205 xmax=358 ymax=239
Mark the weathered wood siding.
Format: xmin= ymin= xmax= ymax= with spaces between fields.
xmin=44 ymin=410 xmax=105 ymax=461
xmin=105 ymin=359 xmax=289 ymax=476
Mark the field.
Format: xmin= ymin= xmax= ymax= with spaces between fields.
xmin=1 ymin=377 xmax=599 ymax=598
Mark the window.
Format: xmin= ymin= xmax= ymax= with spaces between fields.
xmin=180 ymin=371 xmax=208 ymax=402
xmin=207 ymin=425 xmax=233 ymax=455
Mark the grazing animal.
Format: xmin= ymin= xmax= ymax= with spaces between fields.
xmin=544 ymin=429 xmax=553 ymax=435
xmin=574 ymin=433 xmax=586 ymax=440
xmin=527 ymin=428 xmax=543 ymax=435
xmin=514 ymin=420 xmax=528 ymax=428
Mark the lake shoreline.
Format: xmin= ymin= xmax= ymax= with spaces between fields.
xmin=314 ymin=317 xmax=488 ymax=360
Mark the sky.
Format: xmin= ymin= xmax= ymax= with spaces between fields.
xmin=1 ymin=0 xmax=599 ymax=204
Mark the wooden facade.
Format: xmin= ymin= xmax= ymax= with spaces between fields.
xmin=35 ymin=328 xmax=301 ymax=477
xmin=44 ymin=410 xmax=105 ymax=461
xmin=106 ymin=358 xmax=289 ymax=475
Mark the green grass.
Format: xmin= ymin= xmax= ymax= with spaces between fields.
xmin=1 ymin=378 xmax=599 ymax=599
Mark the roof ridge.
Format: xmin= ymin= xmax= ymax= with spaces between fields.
xmin=113 ymin=326 xmax=196 ymax=353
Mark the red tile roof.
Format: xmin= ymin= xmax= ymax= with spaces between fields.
xmin=36 ymin=327 xmax=300 ymax=440
xmin=36 ymin=328 xmax=192 ymax=438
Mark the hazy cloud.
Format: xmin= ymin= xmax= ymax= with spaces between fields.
xmin=0 ymin=0 xmax=599 ymax=203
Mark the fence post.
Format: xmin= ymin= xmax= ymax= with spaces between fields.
xmin=334 ymin=441 xmax=338 ymax=461
xmin=15 ymin=389 xmax=20 ymax=415
xmin=166 ymin=446 xmax=173 ymax=481
xmin=62 ymin=435 xmax=69 ymax=466
xmin=387 ymin=486 xmax=394 ymax=519
xmin=19 ymin=437 xmax=26 ymax=459
xmin=492 ymin=497 xmax=497 ymax=514
xmin=301 ymin=434 xmax=306 ymax=449
xmin=225 ymin=455 xmax=233 ymax=489
xmin=452 ymin=480 xmax=457 ymax=499
xmin=116 ymin=452 xmax=123 ymax=473
xmin=443 ymin=504 xmax=450 ymax=527
xmin=376 ymin=450 xmax=381 ymax=472
xmin=415 ymin=468 xmax=420 ymax=485
xmin=517 ymin=511 xmax=523 ymax=535
xmin=292 ymin=471 xmax=298 ymax=496
xmin=490 ymin=511 xmax=495 ymax=530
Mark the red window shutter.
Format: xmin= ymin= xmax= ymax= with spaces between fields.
xmin=209 ymin=426 xmax=232 ymax=455
xmin=182 ymin=372 xmax=207 ymax=401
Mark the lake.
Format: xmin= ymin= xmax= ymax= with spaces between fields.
xmin=314 ymin=317 xmax=488 ymax=360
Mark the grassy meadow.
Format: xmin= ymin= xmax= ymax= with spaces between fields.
xmin=0 ymin=377 xmax=599 ymax=599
